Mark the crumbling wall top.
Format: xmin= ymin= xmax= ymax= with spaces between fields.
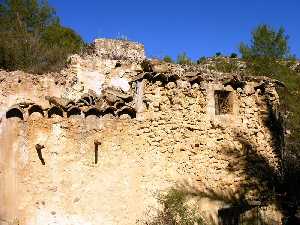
xmin=91 ymin=38 xmax=145 ymax=61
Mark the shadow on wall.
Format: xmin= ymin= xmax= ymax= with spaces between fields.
xmin=176 ymin=126 xmax=298 ymax=225
xmin=141 ymin=100 xmax=299 ymax=225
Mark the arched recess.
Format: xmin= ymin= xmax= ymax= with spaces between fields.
xmin=6 ymin=105 xmax=24 ymax=120
xmin=28 ymin=105 xmax=44 ymax=117
xmin=67 ymin=106 xmax=81 ymax=118
xmin=85 ymin=108 xmax=101 ymax=118
xmin=48 ymin=106 xmax=64 ymax=118
xmin=117 ymin=106 xmax=136 ymax=118
xmin=102 ymin=106 xmax=116 ymax=117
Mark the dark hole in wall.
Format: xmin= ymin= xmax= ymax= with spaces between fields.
xmin=85 ymin=108 xmax=101 ymax=118
xmin=168 ymin=74 xmax=180 ymax=83
xmin=115 ymin=62 xmax=122 ymax=67
xmin=117 ymin=107 xmax=136 ymax=118
xmin=35 ymin=144 xmax=45 ymax=165
xmin=6 ymin=108 xmax=24 ymax=120
xmin=67 ymin=107 xmax=81 ymax=118
xmin=48 ymin=106 xmax=64 ymax=118
xmin=94 ymin=141 xmax=100 ymax=164
xmin=102 ymin=107 xmax=116 ymax=116
xmin=215 ymin=90 xmax=233 ymax=115
xmin=28 ymin=105 xmax=44 ymax=117
xmin=218 ymin=206 xmax=240 ymax=225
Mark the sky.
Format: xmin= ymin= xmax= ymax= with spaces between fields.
xmin=49 ymin=0 xmax=300 ymax=60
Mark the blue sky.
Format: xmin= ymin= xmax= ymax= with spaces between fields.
xmin=49 ymin=0 xmax=300 ymax=60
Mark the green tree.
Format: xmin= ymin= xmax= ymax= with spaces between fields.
xmin=177 ymin=52 xmax=192 ymax=65
xmin=239 ymin=24 xmax=290 ymax=59
xmin=162 ymin=55 xmax=174 ymax=63
xmin=0 ymin=0 xmax=84 ymax=73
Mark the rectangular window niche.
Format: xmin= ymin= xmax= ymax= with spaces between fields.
xmin=214 ymin=90 xmax=233 ymax=115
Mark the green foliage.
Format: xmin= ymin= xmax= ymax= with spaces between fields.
xmin=240 ymin=25 xmax=300 ymax=151
xmin=177 ymin=52 xmax=193 ymax=65
xmin=196 ymin=56 xmax=206 ymax=64
xmin=240 ymin=24 xmax=290 ymax=60
xmin=215 ymin=52 xmax=222 ymax=57
xmin=163 ymin=55 xmax=174 ymax=63
xmin=143 ymin=189 xmax=205 ymax=225
xmin=230 ymin=53 xmax=238 ymax=58
xmin=0 ymin=0 xmax=84 ymax=74
xmin=214 ymin=58 xmax=239 ymax=73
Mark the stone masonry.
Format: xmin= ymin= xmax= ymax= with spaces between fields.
xmin=0 ymin=39 xmax=283 ymax=225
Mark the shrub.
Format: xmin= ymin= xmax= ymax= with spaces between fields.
xmin=196 ymin=56 xmax=206 ymax=64
xmin=214 ymin=58 xmax=239 ymax=73
xmin=177 ymin=52 xmax=193 ymax=65
xmin=141 ymin=189 xmax=206 ymax=225
xmin=230 ymin=53 xmax=238 ymax=58
xmin=163 ymin=56 xmax=174 ymax=63
xmin=215 ymin=52 xmax=222 ymax=57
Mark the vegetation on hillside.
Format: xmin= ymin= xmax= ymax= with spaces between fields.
xmin=141 ymin=189 xmax=206 ymax=225
xmin=0 ymin=0 xmax=84 ymax=74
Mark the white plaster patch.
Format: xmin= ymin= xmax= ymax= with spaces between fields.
xmin=110 ymin=77 xmax=130 ymax=92
xmin=52 ymin=124 xmax=63 ymax=145
xmin=33 ymin=208 xmax=94 ymax=225
xmin=77 ymin=71 xmax=105 ymax=94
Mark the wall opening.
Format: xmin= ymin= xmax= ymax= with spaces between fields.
xmin=35 ymin=144 xmax=45 ymax=165
xmin=214 ymin=90 xmax=233 ymax=115
xmin=85 ymin=108 xmax=101 ymax=118
xmin=48 ymin=106 xmax=64 ymax=118
xmin=102 ymin=106 xmax=116 ymax=117
xmin=28 ymin=105 xmax=44 ymax=117
xmin=117 ymin=106 xmax=136 ymax=118
xmin=6 ymin=107 xmax=24 ymax=120
xmin=94 ymin=141 xmax=101 ymax=164
xmin=67 ymin=106 xmax=81 ymax=118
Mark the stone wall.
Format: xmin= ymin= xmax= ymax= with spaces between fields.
xmin=0 ymin=39 xmax=283 ymax=225
xmin=92 ymin=38 xmax=145 ymax=61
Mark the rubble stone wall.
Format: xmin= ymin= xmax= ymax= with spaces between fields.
xmin=0 ymin=39 xmax=283 ymax=225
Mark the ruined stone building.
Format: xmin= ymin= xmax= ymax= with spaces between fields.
xmin=0 ymin=39 xmax=284 ymax=225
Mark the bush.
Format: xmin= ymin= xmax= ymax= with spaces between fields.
xmin=177 ymin=52 xmax=193 ymax=65
xmin=163 ymin=56 xmax=174 ymax=63
xmin=214 ymin=58 xmax=239 ymax=73
xmin=196 ymin=56 xmax=206 ymax=64
xmin=230 ymin=53 xmax=238 ymax=58
xmin=215 ymin=52 xmax=222 ymax=57
xmin=141 ymin=189 xmax=206 ymax=225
